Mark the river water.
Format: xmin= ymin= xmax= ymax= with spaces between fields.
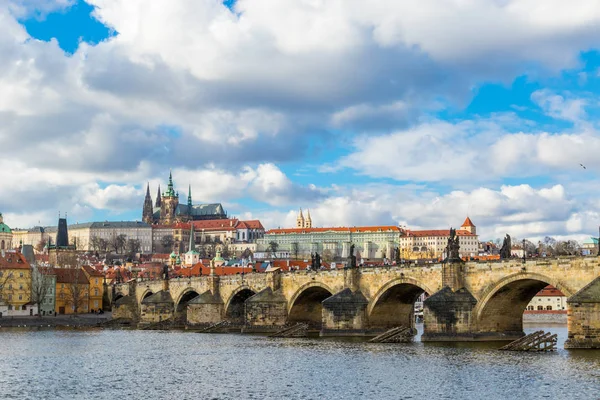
xmin=0 ymin=325 xmax=598 ymax=400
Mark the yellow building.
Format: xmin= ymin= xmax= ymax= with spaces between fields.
xmin=54 ymin=267 xmax=89 ymax=314
xmin=0 ymin=251 xmax=32 ymax=313
xmin=83 ymin=265 xmax=104 ymax=312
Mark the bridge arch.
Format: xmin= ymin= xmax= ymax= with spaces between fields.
xmin=175 ymin=288 xmax=201 ymax=312
xmin=139 ymin=290 xmax=154 ymax=306
xmin=113 ymin=293 xmax=124 ymax=303
xmin=225 ymin=286 xmax=257 ymax=325
xmin=474 ymin=272 xmax=574 ymax=334
xmin=368 ymin=277 xmax=433 ymax=330
xmin=287 ymin=282 xmax=334 ymax=328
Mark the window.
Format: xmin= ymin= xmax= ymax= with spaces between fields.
xmin=537 ymin=306 xmax=544 ymax=310
xmin=546 ymin=306 xmax=552 ymax=310
xmin=527 ymin=306 xmax=534 ymax=310
xmin=19 ymin=272 xmax=23 ymax=278
xmin=18 ymin=295 xmax=22 ymax=300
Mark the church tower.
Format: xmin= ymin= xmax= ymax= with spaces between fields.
xmin=142 ymin=183 xmax=154 ymax=224
xmin=160 ymin=171 xmax=180 ymax=225
xmin=187 ymin=184 xmax=193 ymax=221
xmin=304 ymin=209 xmax=312 ymax=228
xmin=155 ymin=185 xmax=162 ymax=208
xmin=461 ymin=217 xmax=476 ymax=235
xmin=296 ymin=209 xmax=305 ymax=228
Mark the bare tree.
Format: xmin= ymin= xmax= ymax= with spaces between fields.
xmin=30 ymin=266 xmax=53 ymax=317
xmin=126 ymin=238 xmax=141 ymax=256
xmin=241 ymin=248 xmax=253 ymax=260
xmin=221 ymin=244 xmax=231 ymax=259
xmin=160 ymin=235 xmax=174 ymax=253
xmin=109 ymin=234 xmax=127 ymax=254
xmin=267 ymin=241 xmax=279 ymax=258
xmin=63 ymin=267 xmax=88 ymax=314
xmin=291 ymin=242 xmax=300 ymax=260
xmin=555 ymin=240 xmax=580 ymax=256
xmin=0 ymin=270 xmax=14 ymax=308
xmin=98 ymin=238 xmax=109 ymax=253
xmin=89 ymin=236 xmax=101 ymax=252
xmin=35 ymin=239 xmax=47 ymax=253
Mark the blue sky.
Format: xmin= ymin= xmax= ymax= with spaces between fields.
xmin=3 ymin=0 xmax=600 ymax=241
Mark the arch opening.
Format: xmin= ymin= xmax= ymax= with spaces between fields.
xmin=174 ymin=290 xmax=200 ymax=324
xmin=225 ymin=289 xmax=256 ymax=325
xmin=369 ymin=283 xmax=426 ymax=330
xmin=477 ymin=278 xmax=551 ymax=335
xmin=288 ymin=286 xmax=333 ymax=328
xmin=113 ymin=294 xmax=124 ymax=303
xmin=176 ymin=290 xmax=200 ymax=312
xmin=142 ymin=291 xmax=153 ymax=301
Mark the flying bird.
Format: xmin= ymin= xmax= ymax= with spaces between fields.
xmin=580 ymin=163 xmax=587 ymax=169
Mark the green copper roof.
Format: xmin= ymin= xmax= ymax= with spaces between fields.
xmin=212 ymin=250 xmax=225 ymax=262
xmin=165 ymin=170 xmax=177 ymax=197
xmin=0 ymin=223 xmax=11 ymax=233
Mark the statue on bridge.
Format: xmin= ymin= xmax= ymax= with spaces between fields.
xmin=443 ymin=228 xmax=462 ymax=262
xmin=499 ymin=234 xmax=512 ymax=259
xmin=347 ymin=244 xmax=357 ymax=269
xmin=162 ymin=264 xmax=170 ymax=280
xmin=311 ymin=252 xmax=321 ymax=270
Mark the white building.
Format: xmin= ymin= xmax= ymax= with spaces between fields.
xmin=399 ymin=217 xmax=479 ymax=259
xmin=526 ymin=286 xmax=567 ymax=311
xmin=68 ymin=221 xmax=152 ymax=253
xmin=258 ymin=226 xmax=402 ymax=260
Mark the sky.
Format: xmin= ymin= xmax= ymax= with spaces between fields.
xmin=2 ymin=0 xmax=600 ymax=242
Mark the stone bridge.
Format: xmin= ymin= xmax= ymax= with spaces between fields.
xmin=112 ymin=257 xmax=600 ymax=348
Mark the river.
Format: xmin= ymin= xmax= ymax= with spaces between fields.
xmin=0 ymin=324 xmax=598 ymax=400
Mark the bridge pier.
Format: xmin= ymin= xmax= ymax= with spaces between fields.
xmin=565 ymin=276 xmax=600 ymax=349
xmin=321 ymin=288 xmax=369 ymax=336
xmin=421 ymin=286 xmax=481 ymax=341
xmin=244 ymin=288 xmax=288 ymax=332
xmin=187 ymin=291 xmax=224 ymax=328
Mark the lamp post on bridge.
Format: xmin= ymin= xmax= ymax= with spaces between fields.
xmin=522 ymin=238 xmax=526 ymax=264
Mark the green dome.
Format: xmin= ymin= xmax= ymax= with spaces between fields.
xmin=212 ymin=250 xmax=225 ymax=263
xmin=170 ymin=251 xmax=177 ymax=259
xmin=0 ymin=223 xmax=10 ymax=233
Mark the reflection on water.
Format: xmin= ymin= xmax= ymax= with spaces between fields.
xmin=0 ymin=325 xmax=598 ymax=400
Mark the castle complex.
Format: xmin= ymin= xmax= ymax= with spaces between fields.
xmin=143 ymin=172 xmax=227 ymax=225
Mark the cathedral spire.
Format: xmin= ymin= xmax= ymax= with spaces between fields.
xmin=188 ymin=223 xmax=195 ymax=252
xmin=187 ymin=184 xmax=193 ymax=217
xmin=155 ymin=185 xmax=162 ymax=207
xmin=166 ymin=170 xmax=177 ymax=197
xmin=143 ymin=182 xmax=154 ymax=224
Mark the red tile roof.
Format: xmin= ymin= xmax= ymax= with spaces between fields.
xmin=0 ymin=252 xmax=30 ymax=269
xmin=54 ymin=267 xmax=89 ymax=284
xmin=536 ymin=285 xmax=565 ymax=297
xmin=82 ymin=264 xmax=104 ymax=277
xmin=267 ymin=226 xmax=401 ymax=234
xmin=461 ymin=217 xmax=475 ymax=227
xmin=243 ymin=220 xmax=264 ymax=230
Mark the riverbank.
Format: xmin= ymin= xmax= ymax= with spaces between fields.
xmin=0 ymin=313 xmax=112 ymax=328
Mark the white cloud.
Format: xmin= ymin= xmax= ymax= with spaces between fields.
xmin=531 ymin=89 xmax=587 ymax=122
xmin=338 ymin=112 xmax=600 ymax=182
xmin=252 ymin=182 xmax=594 ymax=242
xmin=2 ymin=0 xmax=600 ymax=242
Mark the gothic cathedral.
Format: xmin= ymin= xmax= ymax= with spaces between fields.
xmin=143 ymin=172 xmax=227 ymax=225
